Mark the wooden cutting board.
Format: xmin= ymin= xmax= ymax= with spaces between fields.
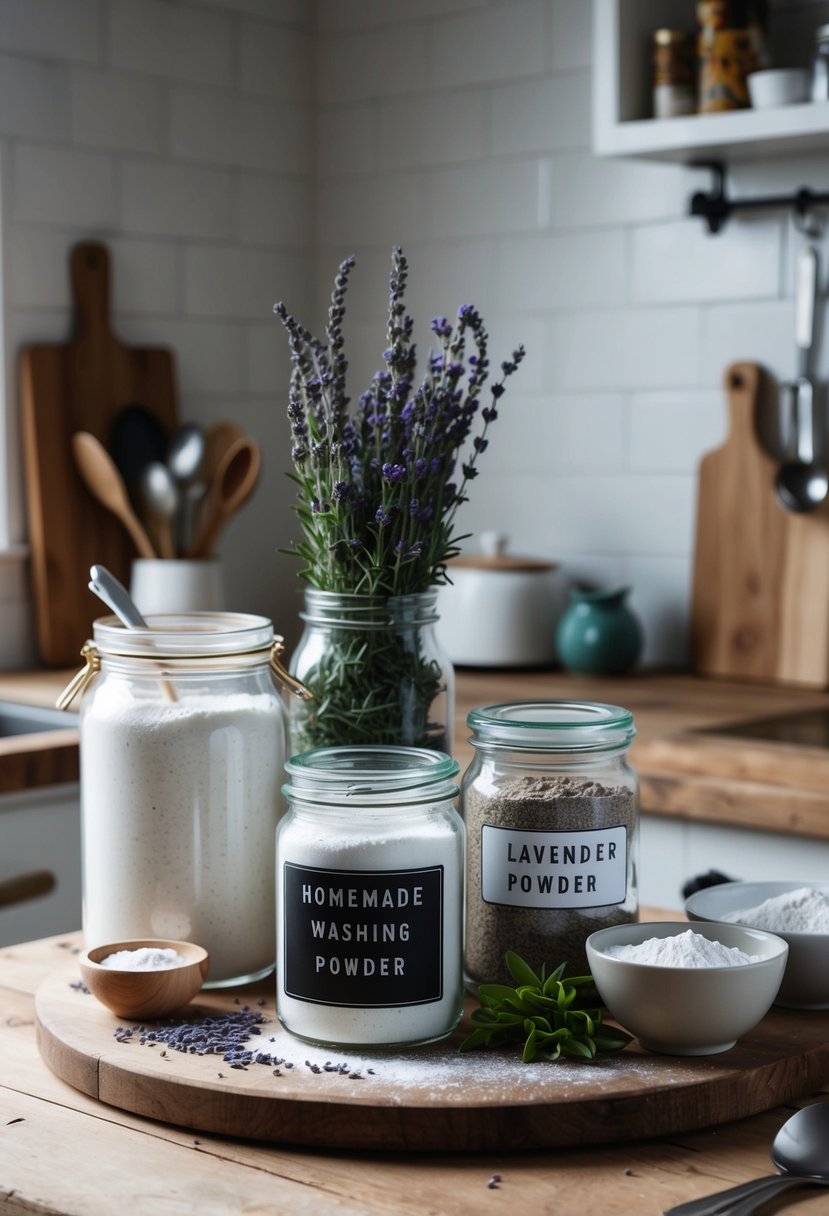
xmin=35 ymin=965 xmax=829 ymax=1153
xmin=20 ymin=242 xmax=179 ymax=667
xmin=691 ymin=361 xmax=829 ymax=687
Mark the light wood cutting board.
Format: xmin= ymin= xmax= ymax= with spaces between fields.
xmin=691 ymin=361 xmax=829 ymax=688
xmin=35 ymin=965 xmax=829 ymax=1152
xmin=20 ymin=242 xmax=179 ymax=666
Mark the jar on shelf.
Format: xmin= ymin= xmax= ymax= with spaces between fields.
xmin=276 ymin=745 xmax=464 ymax=1049
xmin=460 ymin=701 xmax=638 ymax=989
xmin=697 ymin=0 xmax=765 ymax=113
xmin=59 ymin=612 xmax=291 ymax=987
xmin=653 ymin=29 xmax=696 ymax=119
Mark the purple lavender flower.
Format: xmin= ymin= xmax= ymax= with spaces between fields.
xmin=382 ymin=462 xmax=406 ymax=483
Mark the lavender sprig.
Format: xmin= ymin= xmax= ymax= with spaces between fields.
xmin=275 ymin=248 xmax=524 ymax=597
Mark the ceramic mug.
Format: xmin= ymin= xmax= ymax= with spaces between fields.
xmin=130 ymin=559 xmax=225 ymax=616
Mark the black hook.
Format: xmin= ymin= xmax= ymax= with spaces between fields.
xmin=689 ymin=163 xmax=829 ymax=235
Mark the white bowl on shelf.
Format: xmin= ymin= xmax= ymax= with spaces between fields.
xmin=748 ymin=69 xmax=811 ymax=109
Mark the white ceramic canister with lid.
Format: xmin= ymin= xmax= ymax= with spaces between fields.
xmin=59 ymin=613 xmax=295 ymax=987
xmin=435 ymin=532 xmax=565 ymax=667
xmin=276 ymin=745 xmax=464 ymax=1048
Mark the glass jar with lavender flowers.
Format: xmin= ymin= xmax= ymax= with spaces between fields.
xmin=275 ymin=247 xmax=524 ymax=754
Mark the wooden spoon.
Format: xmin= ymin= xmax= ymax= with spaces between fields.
xmin=187 ymin=437 xmax=260 ymax=559
xmin=201 ymin=420 xmax=244 ymax=485
xmin=72 ymin=431 xmax=156 ymax=559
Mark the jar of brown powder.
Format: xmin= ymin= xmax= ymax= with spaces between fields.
xmin=460 ymin=701 xmax=638 ymax=988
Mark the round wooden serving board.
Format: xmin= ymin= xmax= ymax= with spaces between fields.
xmin=36 ymin=966 xmax=829 ymax=1153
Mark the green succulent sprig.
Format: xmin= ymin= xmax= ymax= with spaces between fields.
xmin=459 ymin=951 xmax=632 ymax=1064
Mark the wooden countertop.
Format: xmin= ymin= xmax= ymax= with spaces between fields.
xmin=4 ymin=665 xmax=829 ymax=839
xmin=3 ymin=927 xmax=828 ymax=1215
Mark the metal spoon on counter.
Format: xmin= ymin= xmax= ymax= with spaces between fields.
xmin=187 ymin=437 xmax=260 ymax=559
xmin=663 ymin=1100 xmax=829 ymax=1216
xmin=72 ymin=432 xmax=156 ymax=559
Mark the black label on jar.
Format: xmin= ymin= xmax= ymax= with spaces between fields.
xmin=282 ymin=863 xmax=444 ymax=1008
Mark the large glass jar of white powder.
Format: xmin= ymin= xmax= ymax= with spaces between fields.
xmin=72 ymin=613 xmax=286 ymax=987
xmin=277 ymin=746 xmax=463 ymax=1048
xmin=461 ymin=701 xmax=639 ymax=989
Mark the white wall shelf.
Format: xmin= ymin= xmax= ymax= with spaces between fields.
xmin=593 ymin=0 xmax=829 ymax=164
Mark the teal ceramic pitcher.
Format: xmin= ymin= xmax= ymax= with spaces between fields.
xmin=556 ymin=587 xmax=643 ymax=676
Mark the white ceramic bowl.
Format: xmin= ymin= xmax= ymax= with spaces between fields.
xmin=686 ymin=880 xmax=829 ymax=1009
xmin=586 ymin=921 xmax=787 ymax=1055
xmin=748 ymin=68 xmax=810 ymax=109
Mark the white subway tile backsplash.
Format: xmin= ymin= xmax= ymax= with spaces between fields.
xmin=238 ymin=174 xmax=313 ymax=247
xmin=109 ymin=0 xmax=234 ymax=87
xmin=0 ymin=0 xmax=99 ymax=63
xmin=239 ymin=22 xmax=312 ymax=101
xmin=632 ymin=217 xmax=782 ymax=305
xmin=0 ymin=56 xmax=69 ymax=142
xmin=316 ymin=25 xmax=429 ymax=106
xmin=497 ymin=229 xmax=626 ymax=311
xmin=125 ymin=317 xmax=248 ymax=395
xmin=184 ymin=245 xmax=306 ymax=321
xmin=553 ymin=152 xmax=702 ymax=228
xmin=316 ymin=0 xmax=488 ymax=31
xmin=317 ymin=174 xmax=424 ymax=248
xmin=700 ymin=301 xmax=795 ymax=387
xmin=317 ymin=106 xmax=375 ymax=178
xmin=550 ymin=307 xmax=700 ymax=390
xmin=492 ymin=72 xmax=590 ymax=157
xmin=429 ymin=160 xmax=546 ymax=238
xmin=249 ymin=322 xmax=294 ymax=397
xmin=121 ymin=160 xmax=234 ymax=240
xmin=195 ymin=0 xmax=309 ymax=22
xmin=8 ymin=228 xmax=73 ymax=310
xmin=107 ymin=237 xmax=181 ymax=316
xmin=377 ymin=92 xmax=486 ymax=170
xmin=430 ymin=1 xmax=546 ymax=88
xmin=12 ymin=144 xmax=116 ymax=228
xmin=71 ymin=69 xmax=164 ymax=154
xmin=625 ymin=555 xmax=692 ymax=666
xmin=171 ymin=88 xmax=312 ymax=174
xmin=482 ymin=392 xmax=627 ymax=476
xmin=629 ymin=390 xmax=726 ymax=473
xmin=551 ymin=0 xmax=593 ymax=70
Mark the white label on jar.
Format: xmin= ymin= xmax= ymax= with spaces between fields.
xmin=480 ymin=824 xmax=628 ymax=909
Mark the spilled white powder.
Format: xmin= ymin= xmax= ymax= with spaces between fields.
xmin=604 ymin=929 xmax=761 ymax=968
xmin=102 ymin=947 xmax=187 ymax=971
xmin=725 ymin=887 xmax=829 ymax=933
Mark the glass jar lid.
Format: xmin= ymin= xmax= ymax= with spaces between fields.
xmin=467 ymin=700 xmax=635 ymax=753
xmin=92 ymin=612 xmax=274 ymax=658
xmin=284 ymin=745 xmax=459 ymax=805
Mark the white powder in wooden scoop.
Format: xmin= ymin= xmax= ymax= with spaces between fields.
xmin=725 ymin=887 xmax=829 ymax=933
xmin=101 ymin=947 xmax=187 ymax=971
xmin=603 ymin=930 xmax=761 ymax=967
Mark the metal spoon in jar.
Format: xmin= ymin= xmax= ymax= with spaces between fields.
xmin=137 ymin=461 xmax=179 ymax=559
xmin=87 ymin=565 xmax=177 ymax=703
xmin=663 ymin=1100 xmax=829 ymax=1216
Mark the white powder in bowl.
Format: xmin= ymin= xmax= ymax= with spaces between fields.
xmin=604 ymin=929 xmax=761 ymax=967
xmin=101 ymin=947 xmax=187 ymax=971
xmin=724 ymin=887 xmax=829 ymax=933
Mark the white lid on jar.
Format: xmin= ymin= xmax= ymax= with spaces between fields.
xmin=92 ymin=612 xmax=274 ymax=657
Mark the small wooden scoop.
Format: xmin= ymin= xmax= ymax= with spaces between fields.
xmin=72 ymin=431 xmax=156 ymax=559
xmin=187 ymin=437 xmax=260 ymax=559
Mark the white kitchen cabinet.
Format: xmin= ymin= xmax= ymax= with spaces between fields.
xmin=0 ymin=783 xmax=81 ymax=947
xmin=640 ymin=813 xmax=829 ymax=910
xmin=593 ymin=0 xmax=829 ymax=162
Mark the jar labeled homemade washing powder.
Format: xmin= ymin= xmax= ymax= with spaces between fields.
xmin=60 ymin=613 xmax=291 ymax=987
xmin=277 ymin=746 xmax=464 ymax=1048
xmin=460 ymin=701 xmax=639 ymax=989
